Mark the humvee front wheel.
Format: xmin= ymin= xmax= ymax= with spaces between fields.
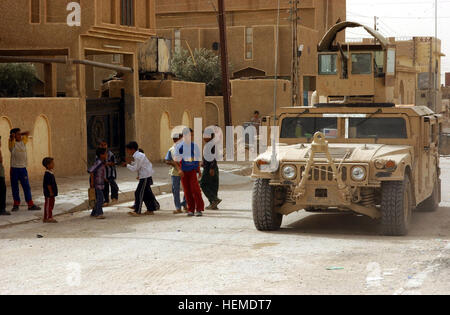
xmin=252 ymin=179 xmax=283 ymax=231
xmin=381 ymin=177 xmax=412 ymax=236
xmin=417 ymin=178 xmax=440 ymax=212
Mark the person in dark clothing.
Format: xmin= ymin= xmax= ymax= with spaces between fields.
xmin=88 ymin=148 xmax=107 ymax=219
xmin=200 ymin=131 xmax=221 ymax=210
xmin=42 ymin=157 xmax=58 ymax=223
xmin=0 ymin=139 xmax=10 ymax=216
xmin=99 ymin=140 xmax=119 ymax=205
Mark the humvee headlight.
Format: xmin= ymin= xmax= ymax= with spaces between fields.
xmin=375 ymin=160 xmax=385 ymax=170
xmin=351 ymin=166 xmax=366 ymax=181
xmin=374 ymin=159 xmax=397 ymax=171
xmin=282 ymin=165 xmax=297 ymax=180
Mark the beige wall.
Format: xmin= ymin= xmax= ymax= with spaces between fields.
xmin=139 ymin=81 xmax=206 ymax=161
xmin=156 ymin=0 xmax=346 ymax=105
xmin=156 ymin=0 xmax=346 ymax=40
xmin=157 ymin=17 xmax=323 ymax=78
xmin=396 ymin=71 xmax=417 ymax=105
xmin=134 ymin=79 xmax=291 ymax=161
xmin=229 ymin=79 xmax=291 ymax=126
xmin=0 ymin=98 xmax=86 ymax=181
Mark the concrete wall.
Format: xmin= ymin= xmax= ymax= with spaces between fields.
xmin=0 ymin=98 xmax=86 ymax=181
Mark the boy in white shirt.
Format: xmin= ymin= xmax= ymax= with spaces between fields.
xmin=123 ymin=142 xmax=158 ymax=217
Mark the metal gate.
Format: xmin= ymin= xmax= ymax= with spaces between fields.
xmin=86 ymin=97 xmax=125 ymax=165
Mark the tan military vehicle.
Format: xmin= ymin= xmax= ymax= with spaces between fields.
xmin=252 ymin=22 xmax=442 ymax=236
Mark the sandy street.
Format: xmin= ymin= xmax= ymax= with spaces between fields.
xmin=0 ymin=159 xmax=449 ymax=295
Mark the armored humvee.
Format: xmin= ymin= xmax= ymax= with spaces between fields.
xmin=252 ymin=22 xmax=442 ymax=236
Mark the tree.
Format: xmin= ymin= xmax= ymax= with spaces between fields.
xmin=0 ymin=63 xmax=37 ymax=97
xmin=171 ymin=48 xmax=230 ymax=96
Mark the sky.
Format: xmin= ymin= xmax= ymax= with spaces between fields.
xmin=346 ymin=0 xmax=450 ymax=83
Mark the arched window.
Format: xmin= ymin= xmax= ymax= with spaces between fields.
xmin=182 ymin=111 xmax=191 ymax=128
xmin=29 ymin=115 xmax=51 ymax=176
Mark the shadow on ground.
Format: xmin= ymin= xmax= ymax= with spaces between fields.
xmin=276 ymin=207 xmax=449 ymax=239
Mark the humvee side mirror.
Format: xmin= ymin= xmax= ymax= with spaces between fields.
xmin=386 ymin=48 xmax=396 ymax=76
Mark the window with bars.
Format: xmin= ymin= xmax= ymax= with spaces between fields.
xmin=30 ymin=0 xmax=40 ymax=24
xmin=245 ymin=27 xmax=253 ymax=60
xmin=121 ymin=0 xmax=134 ymax=26
xmin=174 ymin=30 xmax=181 ymax=53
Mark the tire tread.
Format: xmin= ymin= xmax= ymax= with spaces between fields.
xmin=252 ymin=179 xmax=282 ymax=231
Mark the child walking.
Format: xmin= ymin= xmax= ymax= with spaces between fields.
xmin=175 ymin=128 xmax=204 ymax=217
xmin=42 ymin=157 xmax=58 ymax=223
xmin=201 ymin=132 xmax=222 ymax=210
xmin=88 ymin=148 xmax=107 ymax=220
xmin=124 ymin=142 xmax=158 ymax=217
xmin=99 ymin=140 xmax=119 ymax=206
xmin=165 ymin=133 xmax=187 ymax=214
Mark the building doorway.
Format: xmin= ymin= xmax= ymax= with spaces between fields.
xmin=86 ymin=97 xmax=125 ymax=164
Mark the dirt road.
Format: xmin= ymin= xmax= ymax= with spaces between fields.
xmin=0 ymin=160 xmax=449 ymax=295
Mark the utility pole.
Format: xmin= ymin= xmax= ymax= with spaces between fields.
xmin=429 ymin=36 xmax=433 ymax=110
xmin=218 ymin=0 xmax=232 ymax=126
xmin=373 ymin=16 xmax=378 ymax=45
xmin=290 ymin=0 xmax=300 ymax=106
xmin=435 ymin=0 xmax=438 ymax=112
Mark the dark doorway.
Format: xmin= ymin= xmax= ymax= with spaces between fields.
xmin=86 ymin=96 xmax=125 ymax=165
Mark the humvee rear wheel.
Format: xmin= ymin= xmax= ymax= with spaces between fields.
xmin=381 ymin=177 xmax=412 ymax=236
xmin=417 ymin=178 xmax=440 ymax=212
xmin=252 ymin=179 xmax=283 ymax=231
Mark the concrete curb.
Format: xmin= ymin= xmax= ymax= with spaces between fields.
xmin=0 ymin=183 xmax=172 ymax=229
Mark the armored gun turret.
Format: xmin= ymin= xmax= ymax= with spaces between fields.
xmin=316 ymin=21 xmax=397 ymax=107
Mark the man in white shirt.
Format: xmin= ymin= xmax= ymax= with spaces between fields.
xmin=123 ymin=141 xmax=158 ymax=216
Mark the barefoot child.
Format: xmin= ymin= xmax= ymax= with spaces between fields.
xmin=42 ymin=157 xmax=58 ymax=223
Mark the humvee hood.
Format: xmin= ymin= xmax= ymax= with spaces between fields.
xmin=258 ymin=143 xmax=412 ymax=163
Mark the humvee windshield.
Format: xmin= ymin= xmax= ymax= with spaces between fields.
xmin=281 ymin=117 xmax=338 ymax=139
xmin=348 ymin=117 xmax=408 ymax=139
xmin=280 ymin=116 xmax=408 ymax=140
